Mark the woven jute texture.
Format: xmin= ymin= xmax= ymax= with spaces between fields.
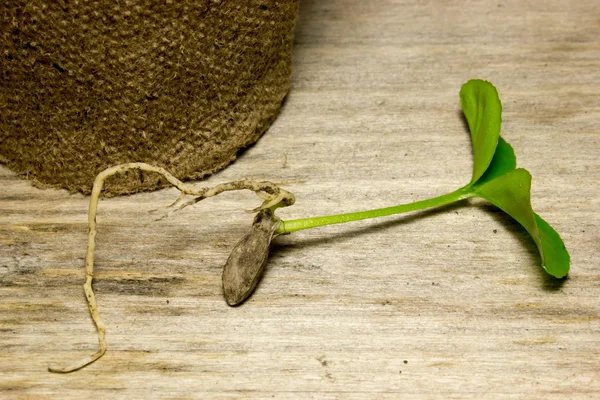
xmin=0 ymin=1 xmax=299 ymax=195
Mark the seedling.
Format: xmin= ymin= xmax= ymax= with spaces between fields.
xmin=276 ymin=80 xmax=570 ymax=279
xmin=49 ymin=80 xmax=569 ymax=373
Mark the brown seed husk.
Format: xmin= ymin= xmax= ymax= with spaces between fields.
xmin=0 ymin=1 xmax=300 ymax=196
xmin=222 ymin=209 xmax=279 ymax=306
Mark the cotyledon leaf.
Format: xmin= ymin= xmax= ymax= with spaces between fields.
xmin=474 ymin=168 xmax=570 ymax=278
xmin=460 ymin=79 xmax=503 ymax=184
xmin=472 ymin=136 xmax=516 ymax=187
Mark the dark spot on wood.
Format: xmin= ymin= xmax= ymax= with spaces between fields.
xmin=95 ymin=276 xmax=186 ymax=297
xmin=316 ymin=355 xmax=328 ymax=367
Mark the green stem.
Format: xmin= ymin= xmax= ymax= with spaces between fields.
xmin=276 ymin=186 xmax=474 ymax=234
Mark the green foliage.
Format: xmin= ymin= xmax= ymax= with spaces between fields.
xmin=279 ymin=79 xmax=570 ymax=280
xmin=474 ymin=169 xmax=569 ymax=277
xmin=460 ymin=79 xmax=503 ymax=184
xmin=472 ymin=136 xmax=516 ymax=186
xmin=461 ymin=80 xmax=570 ymax=278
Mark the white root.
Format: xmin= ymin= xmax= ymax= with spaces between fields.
xmin=48 ymin=163 xmax=294 ymax=373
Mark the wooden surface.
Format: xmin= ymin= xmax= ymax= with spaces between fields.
xmin=1 ymin=0 xmax=599 ymax=398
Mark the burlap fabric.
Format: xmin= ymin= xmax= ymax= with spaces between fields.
xmin=0 ymin=1 xmax=299 ymax=195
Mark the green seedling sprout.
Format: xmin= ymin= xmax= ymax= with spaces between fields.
xmin=49 ymin=79 xmax=569 ymax=373
xmin=276 ymin=80 xmax=570 ymax=279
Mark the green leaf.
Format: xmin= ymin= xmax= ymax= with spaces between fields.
xmin=472 ymin=136 xmax=516 ymax=187
xmin=460 ymin=79 xmax=503 ymax=184
xmin=533 ymin=213 xmax=571 ymax=279
xmin=474 ymin=168 xmax=570 ymax=278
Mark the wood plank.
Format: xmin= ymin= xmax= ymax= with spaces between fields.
xmin=1 ymin=0 xmax=599 ymax=398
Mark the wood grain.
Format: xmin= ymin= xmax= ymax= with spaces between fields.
xmin=1 ymin=0 xmax=599 ymax=398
